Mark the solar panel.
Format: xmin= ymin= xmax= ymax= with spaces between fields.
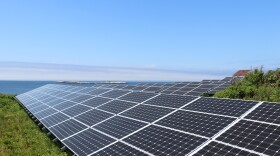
xmin=122 ymin=86 xmax=136 ymax=90
xmin=144 ymin=94 xmax=196 ymax=108
xmin=62 ymin=128 xmax=116 ymax=156
xmin=173 ymin=83 xmax=188 ymax=87
xmin=131 ymin=86 xmax=148 ymax=91
xmin=163 ymin=83 xmax=174 ymax=87
xmin=76 ymin=88 xmax=96 ymax=94
xmin=160 ymin=90 xmax=174 ymax=94
xmin=119 ymin=92 xmax=156 ymax=103
xmin=62 ymin=93 xmax=81 ymax=100
xmin=171 ymin=91 xmax=186 ymax=95
xmin=44 ymin=98 xmax=65 ymax=107
xmin=49 ymin=119 xmax=87 ymax=140
xmin=143 ymin=86 xmax=162 ymax=92
xmin=29 ymin=103 xmax=49 ymax=113
xmin=34 ymin=107 xmax=58 ymax=119
xmin=113 ymin=85 xmax=127 ymax=89
xmin=182 ymin=97 xmax=258 ymax=117
xmin=162 ymin=87 xmax=180 ymax=91
xmin=70 ymin=94 xmax=93 ymax=103
xmin=179 ymin=87 xmax=196 ymax=92
xmin=94 ymin=116 xmax=147 ymax=139
xmin=187 ymin=84 xmax=200 ymax=87
xmin=53 ymin=100 xmax=77 ymax=111
xmin=40 ymin=112 xmax=69 ymax=127
xmin=155 ymin=110 xmax=236 ymax=137
xmin=15 ymin=84 xmax=280 ymax=156
xmin=191 ymin=88 xmax=210 ymax=92
xmin=123 ymin=125 xmax=207 ymax=156
xmin=193 ymin=141 xmax=259 ymax=156
xmin=62 ymin=104 xmax=91 ymax=117
xmin=101 ymin=90 xmax=130 ymax=99
xmin=75 ymin=109 xmax=113 ymax=126
xmin=54 ymin=91 xmax=71 ymax=97
xmin=245 ymin=102 xmax=280 ymax=124
xmin=93 ymin=142 xmax=149 ymax=156
xmin=185 ymin=91 xmax=203 ymax=96
xmin=40 ymin=96 xmax=55 ymax=103
xmin=216 ymin=120 xmax=280 ymax=155
xmin=87 ymin=88 xmax=111 ymax=95
xmin=23 ymin=100 xmax=41 ymax=108
xmin=199 ymin=84 xmax=217 ymax=88
xmin=81 ymin=97 xmax=111 ymax=108
xmin=120 ymin=104 xmax=173 ymax=122
xmin=98 ymin=100 xmax=137 ymax=114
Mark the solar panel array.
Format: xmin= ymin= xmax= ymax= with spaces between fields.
xmin=16 ymin=83 xmax=280 ymax=156
xmin=97 ymin=77 xmax=239 ymax=96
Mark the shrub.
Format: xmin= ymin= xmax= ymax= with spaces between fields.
xmin=214 ymin=67 xmax=280 ymax=102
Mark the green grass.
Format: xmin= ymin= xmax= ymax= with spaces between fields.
xmin=0 ymin=94 xmax=67 ymax=156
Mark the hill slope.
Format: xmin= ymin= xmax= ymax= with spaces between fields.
xmin=0 ymin=94 xmax=67 ymax=156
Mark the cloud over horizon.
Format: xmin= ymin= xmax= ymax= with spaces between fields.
xmin=0 ymin=62 xmax=227 ymax=81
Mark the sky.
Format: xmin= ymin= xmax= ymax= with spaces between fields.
xmin=0 ymin=0 xmax=279 ymax=81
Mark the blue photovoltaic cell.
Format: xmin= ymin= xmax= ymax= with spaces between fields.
xmin=53 ymin=101 xmax=77 ymax=111
xmin=193 ymin=141 xmax=259 ymax=156
xmin=182 ymin=97 xmax=258 ymax=117
xmin=81 ymin=97 xmax=111 ymax=108
xmin=94 ymin=116 xmax=147 ymax=139
xmin=156 ymin=110 xmax=236 ymax=137
xmin=29 ymin=104 xmax=49 ymax=114
xmin=62 ymin=93 xmax=82 ymax=100
xmin=45 ymin=98 xmax=66 ymax=107
xmin=101 ymin=90 xmax=130 ymax=99
xmin=75 ymin=109 xmax=113 ymax=126
xmin=40 ymin=112 xmax=69 ymax=127
xmin=120 ymin=104 xmax=173 ymax=122
xmin=88 ymin=88 xmax=111 ymax=95
xmin=119 ymin=92 xmax=156 ymax=103
xmin=92 ymin=142 xmax=148 ymax=156
xmin=245 ymin=102 xmax=280 ymax=124
xmin=143 ymin=86 xmax=162 ymax=93
xmin=185 ymin=91 xmax=202 ymax=96
xmin=40 ymin=96 xmax=55 ymax=103
xmin=62 ymin=128 xmax=116 ymax=156
xmin=70 ymin=95 xmax=93 ymax=103
xmin=144 ymin=94 xmax=196 ymax=108
xmin=34 ymin=107 xmax=58 ymax=119
xmin=123 ymin=125 xmax=207 ymax=156
xmin=15 ymin=84 xmax=280 ymax=156
xmin=49 ymin=119 xmax=87 ymax=140
xmin=98 ymin=100 xmax=137 ymax=114
xmin=62 ymin=104 xmax=91 ymax=117
xmin=216 ymin=120 xmax=280 ymax=156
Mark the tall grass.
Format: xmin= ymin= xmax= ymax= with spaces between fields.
xmin=0 ymin=94 xmax=67 ymax=156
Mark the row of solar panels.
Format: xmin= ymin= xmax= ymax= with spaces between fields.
xmin=93 ymin=77 xmax=239 ymax=97
xmin=16 ymin=84 xmax=280 ymax=156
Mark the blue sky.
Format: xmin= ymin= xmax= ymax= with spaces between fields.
xmin=0 ymin=0 xmax=279 ymax=81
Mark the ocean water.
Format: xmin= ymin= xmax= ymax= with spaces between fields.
xmin=0 ymin=81 xmax=56 ymax=95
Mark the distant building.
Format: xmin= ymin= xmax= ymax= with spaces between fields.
xmin=233 ymin=70 xmax=250 ymax=77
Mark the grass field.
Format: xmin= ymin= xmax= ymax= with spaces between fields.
xmin=0 ymin=94 xmax=67 ymax=156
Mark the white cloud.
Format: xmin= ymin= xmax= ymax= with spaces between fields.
xmin=0 ymin=62 xmax=226 ymax=81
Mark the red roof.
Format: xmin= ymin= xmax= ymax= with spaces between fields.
xmin=233 ymin=70 xmax=250 ymax=77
